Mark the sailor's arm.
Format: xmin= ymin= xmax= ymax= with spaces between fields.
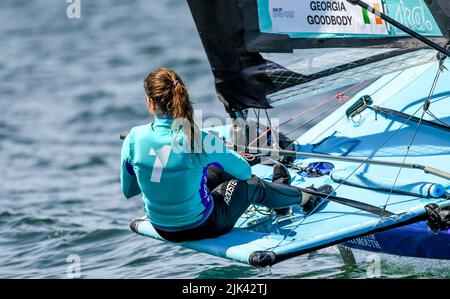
xmin=120 ymin=130 xmax=142 ymax=199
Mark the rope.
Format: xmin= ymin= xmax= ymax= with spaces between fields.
xmin=284 ymin=101 xmax=343 ymax=136
xmin=430 ymin=95 xmax=450 ymax=104
xmin=426 ymin=109 xmax=450 ymax=127
xmin=281 ymin=72 xmax=405 ymax=137
xmin=376 ymin=60 xmax=444 ymax=226
xmin=264 ymin=109 xmax=280 ymax=149
xmin=247 ymin=81 xmax=366 ymax=147
xmin=241 ymin=152 xmax=257 ymax=162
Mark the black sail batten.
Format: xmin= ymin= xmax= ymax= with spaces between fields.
xmin=188 ymin=0 xmax=450 ymax=113
xmin=264 ymin=48 xmax=417 ymax=96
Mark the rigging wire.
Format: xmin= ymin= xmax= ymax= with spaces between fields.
xmin=284 ymin=71 xmax=405 ymax=137
xmin=426 ymin=110 xmax=450 ymax=127
xmin=430 ymin=95 xmax=450 ymax=104
xmin=253 ymin=108 xmax=261 ymax=148
xmin=247 ymin=81 xmax=366 ymax=147
xmin=264 ymin=109 xmax=280 ymax=149
xmin=284 ymin=101 xmax=344 ymax=136
xmin=376 ymin=59 xmax=445 ymax=226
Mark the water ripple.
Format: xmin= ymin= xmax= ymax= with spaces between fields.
xmin=0 ymin=0 xmax=445 ymax=279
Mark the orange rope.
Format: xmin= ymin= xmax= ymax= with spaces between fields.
xmin=240 ymin=152 xmax=256 ymax=162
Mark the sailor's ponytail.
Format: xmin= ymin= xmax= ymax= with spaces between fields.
xmin=144 ymin=67 xmax=198 ymax=153
xmin=171 ymin=76 xmax=194 ymax=127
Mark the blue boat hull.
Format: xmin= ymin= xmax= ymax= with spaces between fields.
xmin=344 ymin=222 xmax=450 ymax=259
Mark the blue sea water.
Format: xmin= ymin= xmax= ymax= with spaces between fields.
xmin=0 ymin=0 xmax=448 ymax=278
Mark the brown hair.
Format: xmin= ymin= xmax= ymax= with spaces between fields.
xmin=143 ymin=67 xmax=198 ymax=152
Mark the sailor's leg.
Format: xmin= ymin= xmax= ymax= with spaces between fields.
xmin=183 ymin=175 xmax=329 ymax=238
xmin=206 ymin=179 xmax=255 ymax=234
xmin=248 ymin=165 xmax=332 ymax=213
xmin=207 ymin=164 xmax=303 ymax=210
xmin=245 ymin=175 xmax=304 ymax=209
xmin=206 ymin=165 xmax=236 ymax=191
xmin=206 ymin=175 xmax=304 ymax=234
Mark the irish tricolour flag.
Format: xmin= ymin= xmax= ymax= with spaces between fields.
xmin=362 ymin=3 xmax=383 ymax=25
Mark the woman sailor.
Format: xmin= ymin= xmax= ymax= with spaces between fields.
xmin=120 ymin=67 xmax=332 ymax=242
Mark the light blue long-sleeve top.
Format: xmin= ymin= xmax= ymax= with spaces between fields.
xmin=120 ymin=116 xmax=252 ymax=230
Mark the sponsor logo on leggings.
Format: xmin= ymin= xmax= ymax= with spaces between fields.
xmin=224 ymin=180 xmax=238 ymax=205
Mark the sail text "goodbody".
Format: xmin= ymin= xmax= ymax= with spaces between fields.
xmin=307 ymin=1 xmax=352 ymax=26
